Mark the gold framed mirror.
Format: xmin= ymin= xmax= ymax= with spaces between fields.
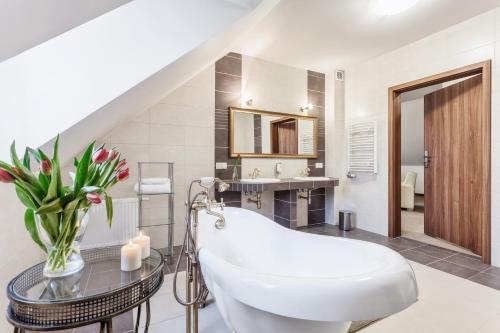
xmin=229 ymin=107 xmax=318 ymax=158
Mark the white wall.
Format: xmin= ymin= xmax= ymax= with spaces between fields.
xmin=96 ymin=65 xmax=215 ymax=247
xmin=401 ymin=98 xmax=424 ymax=166
xmin=343 ymin=8 xmax=500 ymax=266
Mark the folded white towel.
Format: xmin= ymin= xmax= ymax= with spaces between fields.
xmin=139 ymin=178 xmax=171 ymax=185
xmin=134 ymin=183 xmax=171 ymax=194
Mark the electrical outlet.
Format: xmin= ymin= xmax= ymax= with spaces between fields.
xmin=315 ymin=163 xmax=324 ymax=169
xmin=216 ymin=162 xmax=227 ymax=170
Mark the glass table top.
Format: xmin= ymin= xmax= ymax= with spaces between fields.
xmin=10 ymin=246 xmax=163 ymax=302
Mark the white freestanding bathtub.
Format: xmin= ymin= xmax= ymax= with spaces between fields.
xmin=198 ymin=207 xmax=418 ymax=333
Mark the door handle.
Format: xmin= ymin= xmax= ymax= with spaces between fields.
xmin=424 ymin=150 xmax=431 ymax=168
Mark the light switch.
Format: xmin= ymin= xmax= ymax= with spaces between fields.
xmin=216 ymin=162 xmax=228 ymax=170
xmin=315 ymin=163 xmax=324 ymax=169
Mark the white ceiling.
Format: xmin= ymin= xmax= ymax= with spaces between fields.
xmin=0 ymin=0 xmax=131 ymax=62
xmin=234 ymin=0 xmax=500 ymax=72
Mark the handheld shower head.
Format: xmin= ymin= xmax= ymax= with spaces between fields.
xmin=198 ymin=177 xmax=229 ymax=192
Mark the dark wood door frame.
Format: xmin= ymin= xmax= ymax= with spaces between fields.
xmin=388 ymin=60 xmax=492 ymax=263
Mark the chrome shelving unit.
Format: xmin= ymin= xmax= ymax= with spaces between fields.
xmin=137 ymin=162 xmax=174 ymax=261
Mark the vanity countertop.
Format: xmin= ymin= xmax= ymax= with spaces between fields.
xmin=226 ymin=177 xmax=339 ymax=193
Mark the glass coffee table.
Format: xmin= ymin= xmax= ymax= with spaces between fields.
xmin=7 ymin=246 xmax=164 ymax=332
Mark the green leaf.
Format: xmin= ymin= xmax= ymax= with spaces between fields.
xmin=74 ymin=141 xmax=95 ymax=192
xmin=37 ymin=148 xmax=50 ymax=162
xmin=38 ymin=172 xmax=50 ymax=192
xmin=24 ymin=209 xmax=47 ymax=253
xmin=10 ymin=141 xmax=40 ymax=189
xmin=36 ymin=197 xmax=65 ymax=215
xmin=99 ymin=157 xmax=120 ymax=187
xmin=16 ymin=184 xmax=37 ymax=209
xmin=14 ymin=179 xmax=43 ymax=205
xmin=23 ymin=148 xmax=31 ymax=170
xmin=52 ymin=135 xmax=63 ymax=197
xmin=45 ymin=136 xmax=62 ymax=202
xmin=73 ymin=157 xmax=79 ymax=168
xmin=105 ymin=193 xmax=113 ymax=227
xmin=27 ymin=148 xmax=41 ymax=163
xmin=42 ymin=213 xmax=60 ymax=243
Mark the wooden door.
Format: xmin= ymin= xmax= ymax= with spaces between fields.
xmin=424 ymin=75 xmax=483 ymax=254
xmin=271 ymin=118 xmax=298 ymax=154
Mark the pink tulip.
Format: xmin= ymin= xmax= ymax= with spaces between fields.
xmin=92 ymin=148 xmax=109 ymax=164
xmin=40 ymin=160 xmax=52 ymax=176
xmin=117 ymin=167 xmax=129 ymax=181
xmin=110 ymin=149 xmax=119 ymax=160
xmin=115 ymin=159 xmax=127 ymax=171
xmin=86 ymin=192 xmax=102 ymax=204
xmin=0 ymin=169 xmax=14 ymax=183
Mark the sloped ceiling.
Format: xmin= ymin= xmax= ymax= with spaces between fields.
xmin=0 ymin=0 xmax=132 ymax=62
xmin=0 ymin=0 xmax=279 ymax=162
xmin=234 ymin=0 xmax=500 ymax=72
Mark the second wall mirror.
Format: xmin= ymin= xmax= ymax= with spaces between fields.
xmin=229 ymin=107 xmax=318 ymax=158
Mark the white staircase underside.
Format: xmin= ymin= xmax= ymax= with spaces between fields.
xmin=0 ymin=0 xmax=279 ymax=161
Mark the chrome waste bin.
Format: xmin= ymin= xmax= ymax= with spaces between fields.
xmin=339 ymin=210 xmax=354 ymax=231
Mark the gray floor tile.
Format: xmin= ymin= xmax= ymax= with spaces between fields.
xmin=428 ymin=260 xmax=480 ymax=279
xmin=413 ymin=244 xmax=457 ymax=259
xmin=469 ymin=272 xmax=500 ymax=291
xmin=483 ymin=266 xmax=500 ymax=277
xmin=445 ymin=254 xmax=490 ymax=272
xmin=401 ymin=249 xmax=440 ymax=265
xmin=386 ymin=237 xmax=426 ymax=251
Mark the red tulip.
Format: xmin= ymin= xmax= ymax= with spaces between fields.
xmin=92 ymin=148 xmax=109 ymax=164
xmin=40 ymin=160 xmax=52 ymax=176
xmin=110 ymin=149 xmax=119 ymax=160
xmin=86 ymin=192 xmax=102 ymax=204
xmin=0 ymin=169 xmax=14 ymax=183
xmin=117 ymin=167 xmax=129 ymax=181
xmin=115 ymin=159 xmax=126 ymax=171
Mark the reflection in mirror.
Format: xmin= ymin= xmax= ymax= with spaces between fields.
xmin=230 ymin=107 xmax=317 ymax=158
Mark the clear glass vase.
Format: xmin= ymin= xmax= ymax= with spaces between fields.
xmin=35 ymin=209 xmax=90 ymax=278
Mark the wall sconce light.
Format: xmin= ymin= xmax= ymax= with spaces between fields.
xmin=300 ymin=103 xmax=314 ymax=112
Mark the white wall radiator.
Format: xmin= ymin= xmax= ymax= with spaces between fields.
xmin=81 ymin=198 xmax=139 ymax=250
xmin=347 ymin=121 xmax=378 ymax=174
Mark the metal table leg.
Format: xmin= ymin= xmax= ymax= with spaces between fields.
xmin=106 ymin=318 xmax=113 ymax=333
xmin=135 ymin=304 xmax=142 ymax=333
xmin=145 ymin=299 xmax=152 ymax=333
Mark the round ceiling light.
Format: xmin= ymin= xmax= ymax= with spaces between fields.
xmin=372 ymin=0 xmax=419 ymax=15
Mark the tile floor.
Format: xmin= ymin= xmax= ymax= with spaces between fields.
xmin=303 ymin=224 xmax=500 ymax=289
xmin=401 ymin=206 xmax=476 ymax=255
xmin=31 ymin=225 xmax=500 ymax=332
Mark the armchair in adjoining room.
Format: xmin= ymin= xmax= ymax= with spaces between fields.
xmin=401 ymin=171 xmax=417 ymax=210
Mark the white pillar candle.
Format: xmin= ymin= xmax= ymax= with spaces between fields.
xmin=133 ymin=231 xmax=151 ymax=259
xmin=121 ymin=241 xmax=142 ymax=271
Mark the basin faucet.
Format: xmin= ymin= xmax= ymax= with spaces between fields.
xmin=299 ymin=167 xmax=311 ymax=177
xmin=249 ymin=168 xmax=261 ymax=179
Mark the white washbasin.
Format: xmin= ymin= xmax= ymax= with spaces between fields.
xmin=239 ymin=178 xmax=281 ymax=184
xmin=293 ymin=176 xmax=331 ymax=181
